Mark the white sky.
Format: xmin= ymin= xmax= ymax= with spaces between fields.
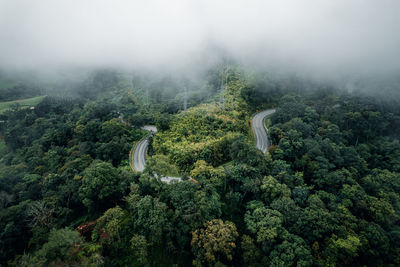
xmin=0 ymin=0 xmax=399 ymax=78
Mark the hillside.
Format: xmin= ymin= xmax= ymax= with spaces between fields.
xmin=0 ymin=69 xmax=399 ymax=266
xmin=0 ymin=95 xmax=46 ymax=114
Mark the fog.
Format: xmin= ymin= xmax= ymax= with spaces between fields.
xmin=1 ymin=0 xmax=400 ymax=81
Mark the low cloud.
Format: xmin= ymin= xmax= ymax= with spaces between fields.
xmin=0 ymin=0 xmax=399 ymax=80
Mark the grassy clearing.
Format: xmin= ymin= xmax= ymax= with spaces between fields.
xmin=0 ymin=95 xmax=46 ymax=114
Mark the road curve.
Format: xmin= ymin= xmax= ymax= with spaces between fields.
xmin=131 ymin=109 xmax=275 ymax=182
xmin=131 ymin=126 xmax=157 ymax=172
xmin=131 ymin=126 xmax=182 ymax=183
xmin=132 ymin=138 xmax=149 ymax=172
xmin=251 ymin=109 xmax=276 ymax=153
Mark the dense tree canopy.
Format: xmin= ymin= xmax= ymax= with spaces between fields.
xmin=0 ymin=68 xmax=399 ymax=266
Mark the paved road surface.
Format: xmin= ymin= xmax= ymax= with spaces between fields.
xmin=131 ymin=126 xmax=181 ymax=183
xmin=251 ymin=109 xmax=276 ymax=153
xmin=132 ymin=126 xmax=157 ymax=172
xmin=132 ymin=138 xmax=149 ymax=172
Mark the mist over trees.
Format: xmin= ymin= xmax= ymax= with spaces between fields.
xmin=0 ymin=67 xmax=399 ymax=266
xmin=1 ymin=0 xmax=400 ymax=88
xmin=0 ymin=0 xmax=400 ymax=266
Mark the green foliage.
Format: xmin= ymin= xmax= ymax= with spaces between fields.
xmin=130 ymin=235 xmax=149 ymax=266
xmin=145 ymin=154 xmax=180 ymax=176
xmin=153 ymin=105 xmax=245 ymax=171
xmin=0 ymin=95 xmax=45 ymax=114
xmin=131 ymin=195 xmax=170 ymax=245
xmin=245 ymin=201 xmax=283 ymax=243
xmin=0 ymin=138 xmax=7 ymax=156
xmin=268 ymin=232 xmax=312 ymax=267
xmin=27 ymin=228 xmax=83 ymax=266
xmin=327 ymin=234 xmax=362 ymax=263
xmin=241 ymin=235 xmax=261 ymax=266
xmin=190 ymin=160 xmax=226 ymax=187
xmin=191 ymin=219 xmax=238 ymax=266
xmin=0 ymin=83 xmax=41 ymax=102
xmin=1 ymin=68 xmax=400 ymax=266
xmin=11 ymin=228 xmax=103 ymax=267
xmin=93 ymin=206 xmax=124 ymax=243
xmin=153 ymin=73 xmax=252 ymax=172
xmin=79 ymin=161 xmax=128 ymax=213
xmin=261 ymin=175 xmax=291 ymax=204
xmin=167 ymin=181 xmax=222 ymax=230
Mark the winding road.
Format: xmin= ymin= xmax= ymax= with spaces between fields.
xmin=252 ymin=109 xmax=276 ymax=153
xmin=131 ymin=109 xmax=275 ymax=182
xmin=131 ymin=126 xmax=157 ymax=172
xmin=131 ymin=126 xmax=182 ymax=183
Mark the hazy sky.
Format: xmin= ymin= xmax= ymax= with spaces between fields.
xmin=1 ymin=0 xmax=400 ymax=78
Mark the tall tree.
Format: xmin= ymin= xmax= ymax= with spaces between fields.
xmin=191 ymin=219 xmax=238 ymax=266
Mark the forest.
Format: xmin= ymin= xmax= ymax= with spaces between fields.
xmin=0 ymin=67 xmax=400 ymax=267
